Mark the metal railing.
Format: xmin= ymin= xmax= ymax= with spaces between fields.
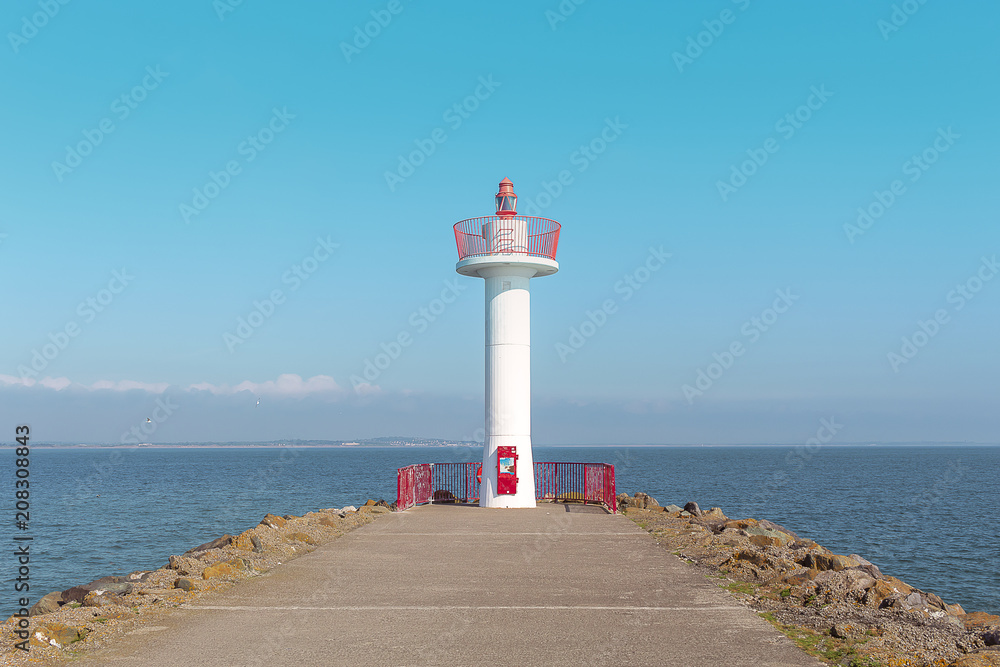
xmin=453 ymin=216 xmax=561 ymax=261
xmin=396 ymin=461 xmax=616 ymax=512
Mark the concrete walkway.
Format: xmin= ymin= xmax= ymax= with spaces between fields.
xmin=82 ymin=504 xmax=820 ymax=666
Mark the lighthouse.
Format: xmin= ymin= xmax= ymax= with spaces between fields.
xmin=453 ymin=179 xmax=561 ymax=508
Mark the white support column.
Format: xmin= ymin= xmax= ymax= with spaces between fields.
xmin=480 ymin=266 xmax=537 ymax=508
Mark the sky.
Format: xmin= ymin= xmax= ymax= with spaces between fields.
xmin=1 ymin=1 xmax=997 ymax=445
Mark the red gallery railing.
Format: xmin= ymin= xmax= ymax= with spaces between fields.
xmin=396 ymin=462 xmax=616 ymax=512
xmin=453 ymin=216 xmax=561 ymax=261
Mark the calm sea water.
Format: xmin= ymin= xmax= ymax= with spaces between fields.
xmin=2 ymin=445 xmax=997 ymax=617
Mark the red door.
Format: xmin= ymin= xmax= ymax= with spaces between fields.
xmin=496 ymin=446 xmax=518 ymax=495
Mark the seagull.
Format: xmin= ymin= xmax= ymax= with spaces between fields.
xmin=256 ymin=397 xmax=260 ymax=407
xmin=146 ymin=418 xmax=152 ymax=423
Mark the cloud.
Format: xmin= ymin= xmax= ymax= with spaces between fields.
xmin=187 ymin=374 xmax=344 ymax=398
xmin=0 ymin=373 xmax=342 ymax=398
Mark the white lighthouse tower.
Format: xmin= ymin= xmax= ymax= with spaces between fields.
xmin=453 ymin=178 xmax=561 ymax=508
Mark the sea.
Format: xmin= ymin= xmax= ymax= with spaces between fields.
xmin=2 ymin=445 xmax=997 ymax=618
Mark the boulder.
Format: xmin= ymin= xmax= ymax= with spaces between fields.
xmin=746 ymin=527 xmax=793 ymax=547
xmin=82 ymin=591 xmax=113 ymax=607
xmin=982 ymin=628 xmax=1000 ymax=647
xmin=319 ymin=518 xmax=340 ymax=528
xmin=683 ymin=502 xmax=702 ymax=517
xmin=964 ymin=612 xmax=1000 ymax=630
xmin=364 ymin=499 xmax=377 ymax=507
xmin=831 ymin=622 xmax=860 ymax=639
xmin=951 ymin=652 xmax=1000 ymax=667
xmin=736 ymin=550 xmax=771 ymax=569
xmin=341 ymin=506 xmax=358 ymax=514
xmin=702 ymin=507 xmax=727 ymax=520
xmin=260 ymin=514 xmax=286 ymax=528
xmin=29 ymin=591 xmax=63 ymax=616
xmin=167 ymin=555 xmax=203 ymax=576
xmin=946 ymin=603 xmax=967 ymax=616
xmin=184 ymin=534 xmax=233 ymax=555
xmin=800 ymin=553 xmax=859 ymax=572
xmin=174 ymin=578 xmax=197 ymax=592
xmin=61 ymin=577 xmax=132 ymax=604
xmin=847 ymin=554 xmax=883 ymax=579
xmin=286 ymin=532 xmax=317 ymax=545
xmin=202 ymin=560 xmax=242 ymax=580
xmin=35 ymin=622 xmax=89 ymax=649
xmin=663 ymin=504 xmax=683 ymax=513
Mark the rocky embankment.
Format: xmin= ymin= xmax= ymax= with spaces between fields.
xmin=618 ymin=492 xmax=1000 ymax=667
xmin=0 ymin=499 xmax=394 ymax=665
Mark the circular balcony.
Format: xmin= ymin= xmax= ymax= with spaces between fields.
xmin=454 ymin=216 xmax=560 ymax=259
xmin=453 ymin=216 xmax=560 ymax=278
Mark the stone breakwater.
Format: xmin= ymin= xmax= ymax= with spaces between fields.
xmin=618 ymin=492 xmax=1000 ymax=667
xmin=0 ymin=499 xmax=394 ymax=665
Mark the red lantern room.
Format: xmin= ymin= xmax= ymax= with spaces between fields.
xmin=495 ymin=177 xmax=517 ymax=216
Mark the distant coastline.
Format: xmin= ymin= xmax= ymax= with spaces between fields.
xmin=1 ymin=440 xmax=996 ymax=449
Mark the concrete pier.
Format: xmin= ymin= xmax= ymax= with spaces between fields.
xmin=78 ymin=505 xmax=820 ymax=666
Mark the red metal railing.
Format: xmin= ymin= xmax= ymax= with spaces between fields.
xmin=396 ymin=463 xmax=432 ymax=510
xmin=396 ymin=462 xmax=616 ymax=512
xmin=454 ymin=216 xmax=561 ymax=261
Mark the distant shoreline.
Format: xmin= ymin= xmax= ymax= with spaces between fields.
xmin=2 ymin=442 xmax=997 ymax=449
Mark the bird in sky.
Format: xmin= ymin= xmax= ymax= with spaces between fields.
xmin=146 ymin=418 xmax=152 ymax=423
xmin=256 ymin=397 xmax=260 ymax=407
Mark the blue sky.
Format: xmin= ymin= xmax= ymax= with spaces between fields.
xmin=1 ymin=1 xmax=997 ymax=444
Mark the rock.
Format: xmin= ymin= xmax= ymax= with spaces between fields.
xmin=233 ymin=530 xmax=257 ymax=551
xmin=683 ymin=502 xmax=702 ymax=517
xmin=736 ymin=551 xmax=771 ymax=569
xmin=251 ymin=535 xmax=264 ymax=552
xmin=983 ymin=628 xmax=1000 ymax=646
xmin=904 ymin=591 xmax=924 ymax=609
xmin=702 ymin=507 xmax=727 ymax=520
xmin=679 ymin=511 xmax=693 ymax=517
xmin=35 ymin=622 xmax=90 ymax=649
xmin=286 ymin=532 xmax=317 ymax=545
xmin=202 ymin=558 xmax=248 ymax=580
xmin=964 ymin=613 xmax=1000 ymax=630
xmin=319 ymin=518 xmax=339 ymax=528
xmin=127 ymin=571 xmax=154 ymax=582
xmin=174 ymin=578 xmax=197 ymax=592
xmin=375 ymin=499 xmax=391 ymax=508
xmin=632 ymin=492 xmax=659 ymax=509
xmin=781 ymin=569 xmax=819 ymax=586
xmin=663 ymin=504 xmax=683 ymax=513
xmin=341 ymin=506 xmax=358 ymax=514
xmin=747 ymin=527 xmax=793 ymax=547
xmin=750 ymin=534 xmax=783 ymax=548
xmin=946 ymin=603 xmax=967 ymax=616
xmin=951 ymin=652 xmax=1000 ymax=667
xmin=757 ymin=520 xmax=799 ymax=542
xmin=260 ymin=513 xmax=286 ymax=528
xmin=847 ymin=554 xmax=883 ymax=580
xmin=364 ymin=499 xmax=377 ymax=506
xmin=801 ymin=553 xmax=859 ymax=572
xmin=82 ymin=591 xmax=113 ymax=607
xmin=184 ymin=534 xmax=233 ymax=555
xmin=61 ymin=578 xmax=133 ymax=604
xmin=29 ymin=591 xmax=63 ymax=616
xmin=831 ymin=622 xmax=858 ymax=639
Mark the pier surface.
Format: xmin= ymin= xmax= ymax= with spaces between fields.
xmin=78 ymin=504 xmax=820 ymax=666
